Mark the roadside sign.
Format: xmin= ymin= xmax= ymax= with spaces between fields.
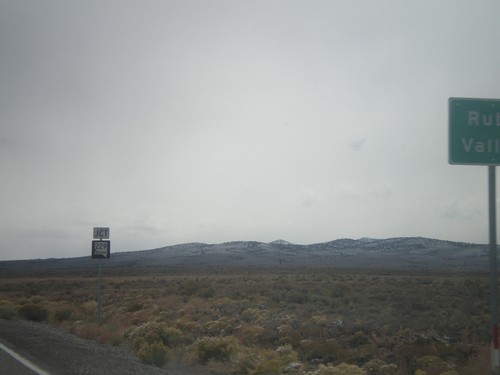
xmin=92 ymin=240 xmax=110 ymax=259
xmin=450 ymin=97 xmax=500 ymax=373
xmin=449 ymin=97 xmax=500 ymax=165
xmin=91 ymin=227 xmax=111 ymax=325
xmin=93 ymin=227 xmax=110 ymax=239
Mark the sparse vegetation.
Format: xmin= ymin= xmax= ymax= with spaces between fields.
xmin=0 ymin=300 xmax=16 ymax=319
xmin=0 ymin=268 xmax=493 ymax=374
xmin=18 ymin=303 xmax=49 ymax=322
xmin=195 ymin=335 xmax=239 ymax=364
xmin=124 ymin=321 xmax=187 ymax=365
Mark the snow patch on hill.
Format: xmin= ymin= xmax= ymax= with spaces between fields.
xmin=269 ymin=239 xmax=293 ymax=245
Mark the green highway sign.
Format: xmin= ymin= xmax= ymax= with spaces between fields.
xmin=449 ymin=97 xmax=500 ymax=165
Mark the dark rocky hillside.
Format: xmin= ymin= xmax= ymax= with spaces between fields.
xmin=0 ymin=237 xmax=490 ymax=273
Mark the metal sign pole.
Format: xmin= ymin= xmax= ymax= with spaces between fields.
xmin=97 ymin=261 xmax=102 ymax=325
xmin=91 ymin=227 xmax=110 ymax=326
xmin=489 ymin=166 xmax=499 ymax=374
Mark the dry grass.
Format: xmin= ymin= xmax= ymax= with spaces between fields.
xmin=0 ymin=268 xmax=493 ymax=374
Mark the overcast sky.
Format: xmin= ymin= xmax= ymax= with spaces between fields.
xmin=1 ymin=1 xmax=500 ymax=260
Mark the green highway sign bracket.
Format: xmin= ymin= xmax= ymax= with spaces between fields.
xmin=449 ymin=97 xmax=500 ymax=165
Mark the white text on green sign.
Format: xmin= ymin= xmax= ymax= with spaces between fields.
xmin=449 ymin=98 xmax=500 ymax=165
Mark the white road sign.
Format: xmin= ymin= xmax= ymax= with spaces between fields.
xmin=93 ymin=227 xmax=110 ymax=239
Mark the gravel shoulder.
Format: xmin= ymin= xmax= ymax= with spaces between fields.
xmin=0 ymin=319 xmax=214 ymax=375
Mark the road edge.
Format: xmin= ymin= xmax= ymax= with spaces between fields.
xmin=0 ymin=340 xmax=52 ymax=375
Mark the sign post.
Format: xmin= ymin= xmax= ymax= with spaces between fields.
xmin=449 ymin=98 xmax=500 ymax=374
xmin=92 ymin=227 xmax=110 ymax=325
xmin=491 ymin=166 xmax=500 ymax=371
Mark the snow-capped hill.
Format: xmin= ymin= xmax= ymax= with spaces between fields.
xmin=358 ymin=237 xmax=377 ymax=243
xmin=269 ymin=239 xmax=293 ymax=245
xmin=0 ymin=237 xmax=489 ymax=273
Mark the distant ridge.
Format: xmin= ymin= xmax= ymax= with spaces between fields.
xmin=0 ymin=237 xmax=489 ymax=273
xmin=269 ymin=239 xmax=293 ymax=245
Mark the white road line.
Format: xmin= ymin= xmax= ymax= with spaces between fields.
xmin=0 ymin=341 xmax=52 ymax=375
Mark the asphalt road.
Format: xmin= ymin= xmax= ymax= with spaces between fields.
xmin=0 ymin=346 xmax=39 ymax=375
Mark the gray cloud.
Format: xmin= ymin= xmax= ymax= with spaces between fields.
xmin=440 ymin=196 xmax=484 ymax=222
xmin=1 ymin=1 xmax=500 ymax=259
xmin=336 ymin=179 xmax=393 ymax=203
xmin=348 ymin=138 xmax=367 ymax=152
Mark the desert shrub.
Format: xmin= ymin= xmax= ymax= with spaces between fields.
xmin=301 ymin=338 xmax=349 ymax=363
xmin=363 ymin=359 xmax=398 ymax=375
xmin=81 ymin=300 xmax=97 ymax=318
xmin=277 ymin=324 xmax=296 ymax=345
xmin=380 ymin=365 xmax=397 ymax=375
xmin=286 ymin=290 xmax=310 ymax=304
xmin=107 ymin=328 xmax=123 ymax=346
xmin=331 ymin=283 xmax=351 ymax=298
xmin=126 ymin=321 xmax=186 ymax=347
xmin=161 ymin=326 xmax=188 ymax=347
xmin=137 ymin=341 xmax=169 ymax=367
xmin=124 ymin=321 xmax=187 ymax=366
xmin=179 ymin=279 xmax=202 ymax=296
xmin=349 ymin=331 xmax=369 ymax=346
xmin=18 ymin=304 xmax=48 ymax=322
xmin=126 ymin=301 xmax=143 ymax=312
xmin=203 ymin=317 xmax=232 ymax=335
xmin=414 ymin=356 xmax=451 ymax=374
xmin=196 ymin=336 xmax=239 ymax=364
xmin=306 ymin=363 xmax=365 ymax=375
xmin=174 ymin=316 xmax=201 ymax=332
xmin=54 ymin=306 xmax=74 ymax=322
xmin=197 ymin=286 xmax=215 ymax=299
xmin=252 ymin=357 xmax=282 ymax=375
xmin=233 ymin=344 xmax=300 ymax=375
xmin=234 ymin=324 xmax=266 ymax=345
xmin=71 ymin=322 xmax=114 ymax=344
xmin=25 ymin=283 xmax=40 ymax=296
xmin=30 ymin=296 xmax=44 ymax=304
xmin=0 ymin=300 xmax=16 ymax=319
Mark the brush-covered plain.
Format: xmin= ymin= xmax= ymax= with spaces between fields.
xmin=0 ymin=267 xmax=492 ymax=375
